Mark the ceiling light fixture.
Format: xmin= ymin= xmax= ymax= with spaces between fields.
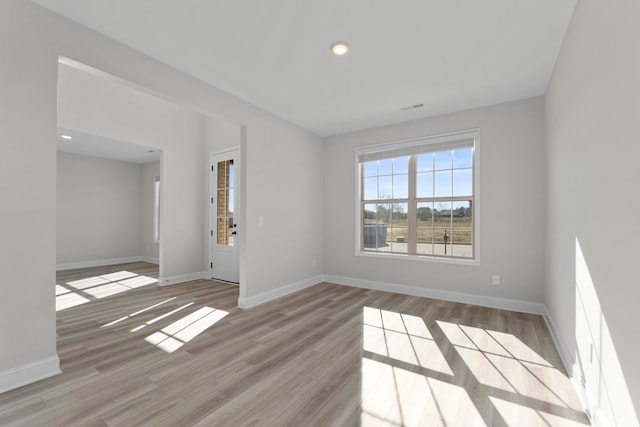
xmin=330 ymin=41 xmax=350 ymax=56
xmin=59 ymin=134 xmax=73 ymax=140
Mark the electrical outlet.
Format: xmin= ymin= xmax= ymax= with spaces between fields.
xmin=492 ymin=275 xmax=500 ymax=285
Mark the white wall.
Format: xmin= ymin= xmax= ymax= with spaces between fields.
xmin=57 ymin=152 xmax=143 ymax=265
xmin=324 ymin=97 xmax=546 ymax=304
xmin=0 ymin=0 xmax=324 ymax=387
xmin=545 ymin=0 xmax=640 ymax=425
xmin=142 ymin=160 xmax=160 ymax=263
xmin=0 ymin=0 xmax=58 ymax=383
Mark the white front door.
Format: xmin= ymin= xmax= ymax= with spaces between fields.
xmin=211 ymin=149 xmax=239 ymax=283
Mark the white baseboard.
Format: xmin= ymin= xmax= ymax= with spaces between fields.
xmin=324 ymin=275 xmax=547 ymax=315
xmin=158 ymin=271 xmax=209 ymax=287
xmin=0 ymin=355 xmax=61 ymax=394
xmin=237 ymin=275 xmax=324 ymax=309
xmin=56 ymin=256 xmax=144 ymax=271
xmin=57 ymin=256 xmax=159 ymax=270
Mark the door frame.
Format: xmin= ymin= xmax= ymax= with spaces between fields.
xmin=209 ymin=147 xmax=241 ymax=283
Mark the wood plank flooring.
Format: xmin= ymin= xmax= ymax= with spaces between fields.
xmin=0 ymin=263 xmax=589 ymax=426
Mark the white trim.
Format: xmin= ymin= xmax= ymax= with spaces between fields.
xmin=0 ymin=356 xmax=61 ymax=394
xmin=355 ymin=251 xmax=480 ymax=267
xmin=56 ymin=256 xmax=144 ymax=271
xmin=57 ymin=256 xmax=159 ymax=270
xmin=354 ymin=128 xmax=481 ymax=266
xmin=237 ymin=275 xmax=324 ymax=309
xmin=324 ymin=274 xmax=546 ymax=315
xmin=158 ymin=271 xmax=209 ymax=287
xmin=355 ymin=129 xmax=481 ymax=159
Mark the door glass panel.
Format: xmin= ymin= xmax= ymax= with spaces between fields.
xmin=216 ymin=159 xmax=234 ymax=246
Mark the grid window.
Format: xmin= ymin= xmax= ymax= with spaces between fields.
xmin=357 ymin=131 xmax=478 ymax=262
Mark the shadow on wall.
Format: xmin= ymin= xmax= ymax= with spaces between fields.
xmin=574 ymin=237 xmax=639 ymax=426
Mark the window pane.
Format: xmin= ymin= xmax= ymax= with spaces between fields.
xmin=378 ymin=159 xmax=392 ymax=175
xmin=453 ymin=169 xmax=472 ymax=196
xmin=217 ymin=218 xmax=227 ymax=245
xmin=228 ymin=189 xmax=234 ymax=213
xmin=434 ymin=171 xmax=452 ymax=197
xmin=389 ymin=227 xmax=408 ymax=253
xmin=417 ymin=153 xmax=433 ymax=172
xmin=228 ymin=161 xmax=234 ymax=187
xmin=217 ymin=161 xmax=226 ymax=189
xmin=393 ymin=174 xmax=409 ymax=199
xmin=376 ymin=203 xmax=392 ymax=224
xmin=417 ymin=232 xmax=434 ymax=255
xmin=417 ymin=200 xmax=433 ymax=255
xmin=453 ymin=148 xmax=472 ymax=169
xmin=217 ymin=189 xmax=227 ymax=216
xmin=378 ymin=176 xmax=393 ymax=199
xmin=363 ymin=203 xmax=378 ymax=223
xmin=416 ymin=202 xmax=433 ymax=227
xmin=416 ymin=172 xmax=433 ymax=198
xmin=391 ymin=203 xmax=408 ymax=226
xmin=451 ymin=228 xmax=472 ymax=245
xmin=434 ymin=150 xmax=452 ymax=170
xmin=433 ymin=228 xmax=452 ymax=256
xmin=435 ymin=201 xmax=453 ymax=226
xmin=417 ymin=227 xmax=433 ymax=243
xmin=393 ymin=157 xmax=409 ymax=174
xmin=451 ymin=230 xmax=472 ymax=257
xmin=363 ymin=203 xmax=387 ymax=249
xmin=363 ymin=161 xmax=377 ymax=177
xmin=452 ymin=201 xmax=472 ymax=226
xmin=364 ymin=177 xmax=377 ymax=200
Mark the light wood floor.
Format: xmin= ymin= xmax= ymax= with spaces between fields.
xmin=0 ymin=263 xmax=589 ymax=426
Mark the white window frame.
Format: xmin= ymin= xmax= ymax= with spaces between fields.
xmin=355 ymin=129 xmax=480 ymax=266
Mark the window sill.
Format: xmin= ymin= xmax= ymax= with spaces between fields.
xmin=356 ymin=250 xmax=480 ymax=266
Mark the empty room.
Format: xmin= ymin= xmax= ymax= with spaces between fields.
xmin=1 ymin=1 xmax=638 ymax=426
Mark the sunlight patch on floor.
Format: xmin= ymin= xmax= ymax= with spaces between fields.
xmin=363 ymin=307 xmax=452 ymax=375
xmin=490 ymin=396 xmax=588 ymax=427
xmin=101 ymin=297 xmax=176 ymax=328
xmin=437 ymin=320 xmax=574 ymax=408
xmin=361 ymin=307 xmax=585 ymax=426
xmin=144 ymin=306 xmax=229 ymax=353
xmin=56 ymin=271 xmax=158 ymax=311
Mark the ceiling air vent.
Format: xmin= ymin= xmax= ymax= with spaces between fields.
xmin=400 ymin=103 xmax=424 ymax=111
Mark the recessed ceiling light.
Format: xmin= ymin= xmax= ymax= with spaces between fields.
xmin=330 ymin=41 xmax=350 ymax=56
xmin=59 ymin=134 xmax=73 ymax=140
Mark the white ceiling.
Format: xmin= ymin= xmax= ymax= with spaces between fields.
xmin=57 ymin=128 xmax=161 ymax=164
xmin=34 ymin=0 xmax=576 ymax=137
